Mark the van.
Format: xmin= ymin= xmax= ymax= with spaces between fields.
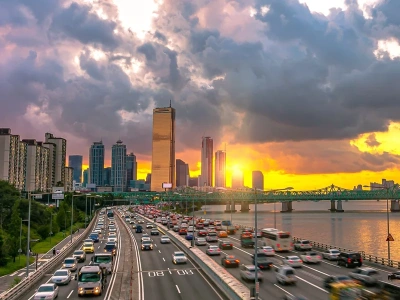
xmin=337 ymin=252 xmax=362 ymax=268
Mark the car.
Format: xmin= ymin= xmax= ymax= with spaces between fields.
xmin=251 ymin=253 xmax=273 ymax=270
xmin=258 ymin=246 xmax=275 ymax=256
xmin=294 ymin=240 xmax=312 ymax=251
xmin=72 ymin=250 xmax=86 ymax=263
xmin=173 ymin=225 xmax=180 ymax=232
xmin=276 ymin=265 xmax=297 ymax=285
xmin=107 ymin=237 xmax=118 ymax=243
xmin=185 ymin=233 xmax=194 ymax=240
xmin=62 ymin=257 xmax=78 ymax=272
xmin=323 ymin=275 xmax=354 ymax=290
xmin=172 ymin=251 xmax=188 ymax=264
xmin=132 ymin=224 xmax=137 ymax=229
xmin=283 ymin=256 xmax=303 ymax=268
xmin=141 ymin=234 xmax=150 ymax=242
xmin=104 ymin=242 xmax=117 ymax=256
xmin=219 ymin=240 xmax=233 ymax=250
xmin=160 ymin=235 xmax=170 ymax=244
xmin=141 ymin=237 xmax=151 ymax=243
xmin=195 ymin=237 xmax=207 ymax=246
xmin=82 ymin=242 xmax=95 ymax=253
xmin=109 ymin=227 xmax=116 ymax=232
xmin=322 ymin=249 xmax=340 ymax=260
xmin=179 ymin=228 xmax=187 ymax=235
xmin=197 ymin=230 xmax=207 ymax=237
xmin=146 ymin=223 xmax=153 ymax=229
xmin=33 ymin=283 xmax=59 ymax=300
xmin=299 ymin=252 xmax=322 ymax=264
xmin=136 ymin=225 xmax=143 ymax=233
xmin=206 ymin=245 xmax=221 ymax=256
xmin=337 ymin=252 xmax=363 ymax=268
xmin=89 ymin=232 xmax=99 ymax=242
xmin=150 ymin=229 xmax=159 ymax=236
xmin=108 ymin=231 xmax=117 ymax=237
xmin=206 ymin=232 xmax=218 ymax=243
xmin=141 ymin=240 xmax=154 ymax=250
xmin=221 ymin=255 xmax=240 ymax=268
xmin=388 ymin=271 xmax=400 ymax=280
xmin=348 ymin=267 xmax=379 ymax=286
xmin=51 ymin=269 xmax=72 ymax=285
xmin=240 ymin=265 xmax=263 ymax=282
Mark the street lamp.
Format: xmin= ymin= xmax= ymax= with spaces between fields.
xmin=265 ymin=187 xmax=293 ymax=229
xmin=71 ymin=194 xmax=81 ymax=243
xmin=85 ymin=193 xmax=91 ymax=228
xmin=363 ymin=184 xmax=398 ymax=261
xmin=49 ymin=213 xmax=57 ymax=246
xmin=26 ymin=192 xmax=35 ymax=277
xmin=19 ymin=219 xmax=28 ymax=263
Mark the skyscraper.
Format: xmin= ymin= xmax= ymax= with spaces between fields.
xmin=89 ymin=141 xmax=104 ymax=186
xmin=215 ymin=150 xmax=226 ymax=188
xmin=23 ymin=139 xmax=50 ymax=192
xmin=103 ymin=167 xmax=111 ymax=186
xmin=231 ymin=171 xmax=244 ymax=189
xmin=83 ymin=169 xmax=89 ymax=187
xmin=0 ymin=128 xmax=21 ymax=187
xmin=200 ymin=137 xmax=213 ymax=187
xmin=111 ymin=140 xmax=127 ymax=192
xmin=176 ymin=159 xmax=189 ymax=187
xmin=126 ymin=152 xmax=137 ymax=188
xmin=68 ymin=155 xmax=83 ymax=183
xmin=252 ymin=170 xmax=264 ymax=190
xmin=151 ymin=105 xmax=175 ymax=191
xmin=45 ymin=132 xmax=66 ymax=186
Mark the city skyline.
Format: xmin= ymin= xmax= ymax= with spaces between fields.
xmin=2 ymin=0 xmax=400 ymax=190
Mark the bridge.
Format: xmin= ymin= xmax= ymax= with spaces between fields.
xmin=95 ymin=184 xmax=400 ymax=212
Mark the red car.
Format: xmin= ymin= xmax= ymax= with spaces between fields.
xmin=179 ymin=228 xmax=187 ymax=235
xmin=198 ymin=230 xmax=207 ymax=236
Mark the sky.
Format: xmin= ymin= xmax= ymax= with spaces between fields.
xmin=2 ymin=0 xmax=400 ymax=190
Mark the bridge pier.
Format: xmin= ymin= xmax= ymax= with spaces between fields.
xmin=240 ymin=202 xmax=250 ymax=212
xmin=224 ymin=201 xmax=237 ymax=213
xmin=281 ymin=201 xmax=293 ymax=213
xmin=329 ymin=200 xmax=344 ymax=212
xmin=391 ymin=200 xmax=400 ymax=212
xmin=330 ymin=200 xmax=336 ymax=212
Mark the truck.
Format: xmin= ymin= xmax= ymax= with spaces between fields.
xmin=77 ymin=265 xmax=107 ymax=296
xmin=90 ymin=253 xmax=113 ymax=274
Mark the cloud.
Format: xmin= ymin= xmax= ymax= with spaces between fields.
xmin=365 ymin=133 xmax=381 ymax=147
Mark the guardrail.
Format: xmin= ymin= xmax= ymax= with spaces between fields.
xmin=0 ymin=213 xmax=99 ymax=300
xmin=137 ymin=215 xmax=249 ymax=300
xmin=292 ymin=236 xmax=400 ymax=269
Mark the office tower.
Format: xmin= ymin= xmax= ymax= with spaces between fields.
xmin=83 ymin=169 xmax=89 ymax=187
xmin=231 ymin=171 xmax=244 ymax=189
xmin=68 ymin=155 xmax=83 ymax=183
xmin=17 ymin=141 xmax=27 ymax=190
xmin=151 ymin=105 xmax=175 ymax=191
xmin=188 ymin=177 xmax=198 ymax=187
xmin=111 ymin=140 xmax=127 ymax=192
xmin=0 ymin=128 xmax=21 ymax=187
xmin=89 ymin=141 xmax=104 ymax=186
xmin=126 ymin=152 xmax=137 ymax=188
xmin=64 ymin=167 xmax=73 ymax=191
xmin=200 ymin=137 xmax=213 ymax=187
xmin=103 ymin=167 xmax=111 ymax=186
xmin=252 ymin=170 xmax=264 ymax=190
xmin=145 ymin=173 xmax=152 ymax=185
xmin=43 ymin=142 xmax=56 ymax=188
xmin=45 ymin=132 xmax=66 ymax=186
xmin=23 ymin=139 xmax=50 ymax=192
xmin=176 ymin=159 xmax=189 ymax=187
xmin=215 ymin=150 xmax=226 ymax=188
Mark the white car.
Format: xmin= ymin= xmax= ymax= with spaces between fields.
xmin=107 ymin=237 xmax=118 ymax=243
xmin=300 ymin=252 xmax=322 ymax=264
xmin=146 ymin=223 xmax=153 ymax=229
xmin=51 ymin=269 xmax=71 ymax=285
xmin=108 ymin=232 xmax=116 ymax=237
xmin=276 ymin=265 xmax=297 ymax=285
xmin=322 ymin=249 xmax=340 ymax=260
xmin=109 ymin=227 xmax=116 ymax=232
xmin=160 ymin=235 xmax=170 ymax=244
xmin=34 ymin=283 xmax=59 ymax=300
xmin=141 ymin=237 xmax=151 ymax=243
xmin=206 ymin=245 xmax=221 ymax=256
xmin=172 ymin=251 xmax=187 ymax=264
xmin=283 ymin=256 xmax=303 ymax=268
xmin=259 ymin=246 xmax=275 ymax=256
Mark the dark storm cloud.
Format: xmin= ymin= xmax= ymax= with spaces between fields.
xmin=137 ymin=43 xmax=157 ymax=61
xmin=365 ymin=133 xmax=381 ymax=148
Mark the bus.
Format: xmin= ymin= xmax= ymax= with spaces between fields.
xmin=261 ymin=228 xmax=292 ymax=252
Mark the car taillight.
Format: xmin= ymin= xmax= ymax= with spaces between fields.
xmin=347 ymin=258 xmax=351 ymax=263
xmin=235 ymin=260 xmax=240 ymax=263
xmin=226 ymin=261 xmax=230 ymax=264
xmin=307 ymin=256 xmax=311 ymax=259
xmin=277 ymin=244 xmax=280 ymax=248
xmin=288 ymin=260 xmax=293 ymax=263
xmin=360 ymin=257 xmax=363 ymax=262
xmin=317 ymin=256 xmax=321 ymax=259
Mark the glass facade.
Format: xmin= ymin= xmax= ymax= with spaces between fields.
xmin=252 ymin=170 xmax=264 ymax=190
xmin=111 ymin=140 xmax=127 ymax=192
xmin=89 ymin=141 xmax=104 ymax=186
xmin=215 ymin=150 xmax=226 ymax=188
xmin=68 ymin=155 xmax=83 ymax=183
xmin=126 ymin=153 xmax=137 ymax=189
xmin=201 ymin=137 xmax=213 ymax=186
xmin=151 ymin=107 xmax=175 ymax=191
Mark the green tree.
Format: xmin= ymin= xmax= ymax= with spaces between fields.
xmin=0 ymin=180 xmax=19 ymax=230
xmin=56 ymin=204 xmax=67 ymax=231
xmin=0 ymin=232 xmax=6 ymax=266
xmin=6 ymin=200 xmax=21 ymax=262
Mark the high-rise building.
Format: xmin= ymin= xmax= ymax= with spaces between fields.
xmin=188 ymin=177 xmax=198 ymax=187
xmin=111 ymin=140 xmax=127 ymax=192
xmin=151 ymin=106 xmax=175 ymax=191
xmin=252 ymin=170 xmax=264 ymax=190
xmin=103 ymin=167 xmax=111 ymax=186
xmin=200 ymin=137 xmax=213 ymax=187
xmin=17 ymin=141 xmax=27 ymax=190
xmin=45 ymin=133 xmax=66 ymax=186
xmin=43 ymin=142 xmax=56 ymax=188
xmin=68 ymin=155 xmax=83 ymax=183
xmin=176 ymin=159 xmax=189 ymax=187
xmin=83 ymin=168 xmax=89 ymax=187
xmin=126 ymin=152 xmax=137 ymax=188
xmin=89 ymin=141 xmax=104 ymax=186
xmin=145 ymin=173 xmax=152 ymax=185
xmin=215 ymin=150 xmax=226 ymax=188
xmin=23 ymin=139 xmax=50 ymax=192
xmin=64 ymin=166 xmax=73 ymax=191
xmin=0 ymin=128 xmax=21 ymax=187
xmin=231 ymin=171 xmax=244 ymax=189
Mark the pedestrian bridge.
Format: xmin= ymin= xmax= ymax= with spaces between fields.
xmin=96 ymin=184 xmax=400 ymax=212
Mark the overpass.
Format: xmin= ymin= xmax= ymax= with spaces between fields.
xmin=96 ymin=184 xmax=400 ymax=212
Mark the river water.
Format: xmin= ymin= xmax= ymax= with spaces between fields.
xmin=194 ymin=200 xmax=400 ymax=261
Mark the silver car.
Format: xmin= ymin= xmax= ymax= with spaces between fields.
xmin=34 ymin=283 xmax=59 ymax=300
xmin=51 ymin=269 xmax=72 ymax=285
xmin=322 ymin=249 xmax=340 ymax=260
xmin=206 ymin=245 xmax=221 ymax=256
xmin=63 ymin=257 xmax=78 ymax=272
xmin=240 ymin=265 xmax=263 ymax=282
xmin=195 ymin=237 xmax=207 ymax=246
xmin=172 ymin=251 xmax=188 ymax=264
xmin=160 ymin=235 xmax=170 ymax=244
xmin=349 ymin=267 xmax=379 ymax=286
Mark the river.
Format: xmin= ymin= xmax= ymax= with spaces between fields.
xmin=194 ymin=200 xmax=400 ymax=261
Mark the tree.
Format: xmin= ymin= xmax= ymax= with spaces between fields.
xmin=6 ymin=200 xmax=21 ymax=262
xmin=0 ymin=180 xmax=19 ymax=230
xmin=0 ymin=232 xmax=6 ymax=266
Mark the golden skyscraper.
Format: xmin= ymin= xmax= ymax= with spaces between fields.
xmin=151 ymin=105 xmax=176 ymax=191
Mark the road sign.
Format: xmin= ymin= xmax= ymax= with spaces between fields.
xmin=386 ymin=233 xmax=394 ymax=242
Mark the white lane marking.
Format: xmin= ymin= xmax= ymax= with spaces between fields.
xmin=158 ymin=250 xmax=161 ymax=254
xmin=67 ymin=290 xmax=74 ymax=298
xmin=168 ymin=268 xmax=172 ymax=274
xmin=176 ymin=285 xmax=181 ymax=293
xmin=18 ymin=272 xmax=24 ymax=277
xmin=322 ymin=260 xmax=341 ymax=268
xmin=295 ymin=276 xmax=329 ymax=293
xmin=302 ymin=265 xmax=330 ymax=276
xmin=9 ymin=271 xmax=18 ymax=276
xmin=97 ymin=246 xmax=100 ymax=249
xmin=154 ymin=244 xmax=157 ymax=247
xmin=273 ymin=284 xmax=293 ymax=296
xmin=162 ymin=257 xmax=165 ymax=262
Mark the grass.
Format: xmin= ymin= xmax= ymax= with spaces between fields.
xmin=32 ymin=222 xmax=84 ymax=254
xmin=0 ymin=255 xmax=35 ymax=276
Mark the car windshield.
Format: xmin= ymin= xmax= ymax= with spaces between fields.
xmin=105 ymin=244 xmax=115 ymax=249
xmin=302 ymin=241 xmax=310 ymax=244
xmin=208 ymin=233 xmax=217 ymax=236
xmin=331 ymin=250 xmax=340 ymax=254
xmin=175 ymin=253 xmax=184 ymax=257
xmin=286 ymin=269 xmax=295 ymax=275
xmin=209 ymin=246 xmax=218 ymax=249
xmin=65 ymin=259 xmax=75 ymax=264
xmin=37 ymin=285 xmax=54 ymax=292
xmin=74 ymin=251 xmax=84 ymax=255
xmin=309 ymin=252 xmax=317 ymax=256
xmin=143 ymin=241 xmax=151 ymax=245
xmin=78 ymin=273 xmax=101 ymax=282
xmin=161 ymin=236 xmax=168 ymax=238
xmin=84 ymin=243 xmax=92 ymax=247
xmin=54 ymin=270 xmax=68 ymax=276
xmin=337 ymin=276 xmax=351 ymax=281
xmin=90 ymin=234 xmax=98 ymax=238
xmin=94 ymin=256 xmax=111 ymax=263
xmin=264 ymin=247 xmax=273 ymax=250
xmin=288 ymin=256 xmax=299 ymax=260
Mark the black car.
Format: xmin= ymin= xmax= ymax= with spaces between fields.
xmin=219 ymin=240 xmax=233 ymax=250
xmin=337 ymin=252 xmax=362 ymax=268
xmin=104 ymin=243 xmax=117 ymax=256
xmin=251 ymin=253 xmax=272 ymax=270
xmin=388 ymin=271 xmax=400 ymax=281
xmin=141 ymin=241 xmax=153 ymax=251
xmin=150 ymin=229 xmax=159 ymax=236
xmin=136 ymin=225 xmax=143 ymax=233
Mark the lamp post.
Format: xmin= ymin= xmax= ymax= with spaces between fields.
xmin=254 ymin=188 xmax=259 ymax=300
xmin=85 ymin=194 xmax=91 ymax=228
xmin=191 ymin=197 xmax=195 ymax=248
xmin=26 ymin=192 xmax=32 ymax=277
xmin=49 ymin=213 xmax=56 ymax=246
xmin=19 ymin=219 xmax=28 ymax=263
xmin=363 ymin=184 xmax=398 ymax=261
xmin=71 ymin=195 xmax=80 ymax=243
